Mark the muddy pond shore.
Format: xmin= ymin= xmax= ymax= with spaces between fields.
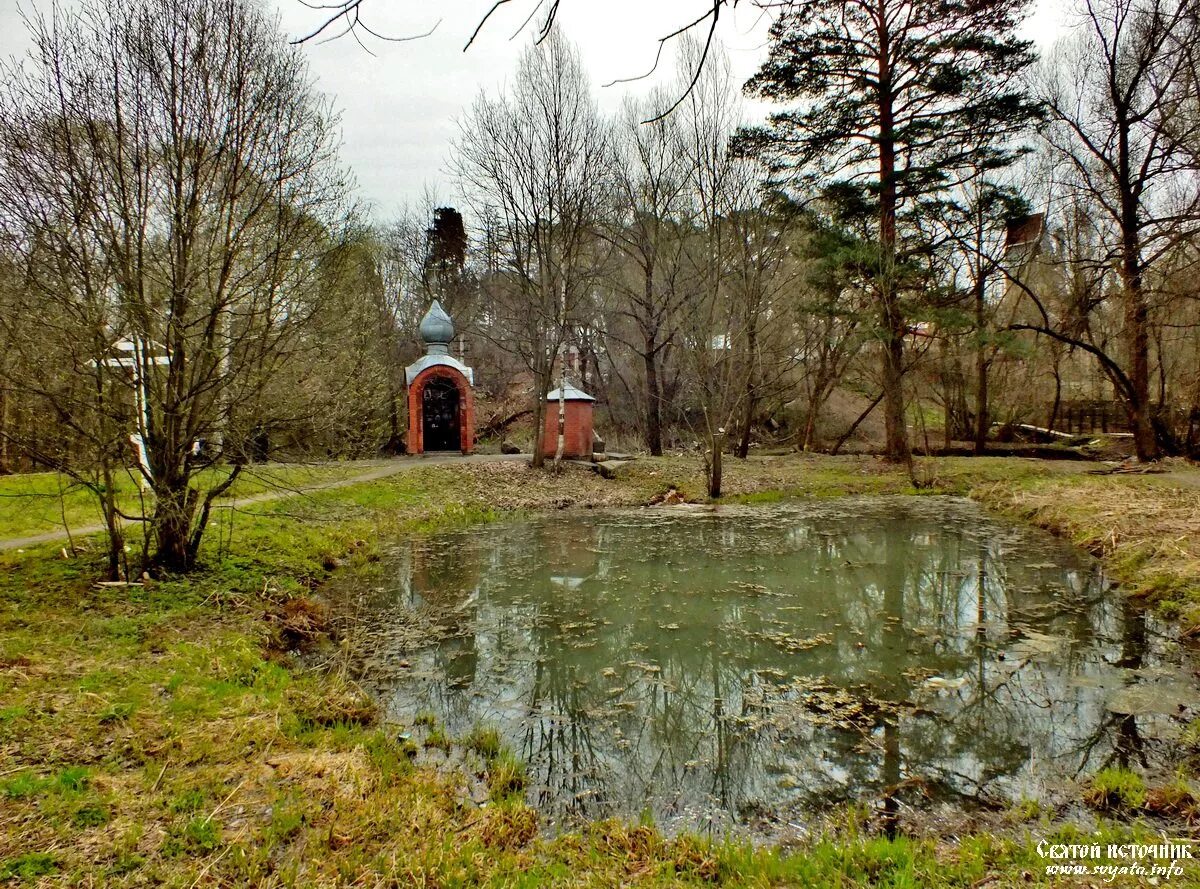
xmin=2 ymin=453 xmax=1198 ymax=885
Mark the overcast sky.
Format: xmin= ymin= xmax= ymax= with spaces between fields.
xmin=0 ymin=0 xmax=1071 ymax=222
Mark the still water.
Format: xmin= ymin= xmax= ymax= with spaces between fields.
xmin=338 ymin=497 xmax=1192 ymax=832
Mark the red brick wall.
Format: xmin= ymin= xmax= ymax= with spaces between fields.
xmin=407 ymin=366 xmax=474 ymax=455
xmin=542 ymin=400 xmax=593 ymax=458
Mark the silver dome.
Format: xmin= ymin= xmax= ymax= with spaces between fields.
xmin=419 ymin=300 xmax=455 ymax=355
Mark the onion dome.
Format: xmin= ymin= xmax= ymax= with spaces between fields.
xmin=419 ymin=300 xmax=454 ymax=355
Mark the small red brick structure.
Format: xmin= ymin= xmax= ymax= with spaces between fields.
xmin=406 ymin=301 xmax=475 ymax=455
xmin=542 ymin=382 xmax=595 ymax=459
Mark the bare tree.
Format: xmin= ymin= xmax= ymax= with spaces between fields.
xmin=673 ymin=39 xmax=800 ymax=493
xmin=0 ymin=0 xmax=353 ymax=572
xmin=0 ymin=254 xmax=20 ymax=476
xmin=603 ymin=92 xmax=693 ymax=455
xmin=375 ymin=193 xmax=461 ymax=452
xmin=724 ymin=194 xmax=806 ymax=459
xmin=931 ymin=178 xmax=1031 ymax=453
xmin=1022 ymin=0 xmax=1200 ymax=459
xmin=790 ymin=219 xmax=873 ymax=451
xmin=0 ymin=230 xmax=136 ymax=576
xmin=452 ymin=29 xmax=610 ymax=468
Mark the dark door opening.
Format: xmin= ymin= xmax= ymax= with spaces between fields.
xmin=422 ymin=378 xmax=461 ymax=451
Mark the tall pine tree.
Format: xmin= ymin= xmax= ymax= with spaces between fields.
xmin=743 ymin=0 xmax=1040 ymax=463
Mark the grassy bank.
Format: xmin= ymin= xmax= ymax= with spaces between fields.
xmin=0 ymin=462 xmax=368 ymax=541
xmin=965 ymin=467 xmax=1200 ymax=632
xmin=1 ymin=454 xmax=1197 ymax=885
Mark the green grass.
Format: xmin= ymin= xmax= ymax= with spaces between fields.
xmin=463 ymin=723 xmax=505 ymax=762
xmin=1085 ymin=768 xmax=1148 ymax=812
xmin=1 ymin=453 xmax=1198 ymax=885
xmin=0 ymin=468 xmax=123 ymax=538
xmin=0 ymin=852 xmax=59 ymax=880
xmin=424 ymin=725 xmax=453 ymax=752
xmin=486 ymin=750 xmax=528 ymax=803
xmin=0 ymin=461 xmax=368 ymax=540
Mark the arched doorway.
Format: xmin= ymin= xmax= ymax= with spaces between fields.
xmin=405 ymin=300 xmax=475 ymax=455
xmin=422 ymin=376 xmax=461 ymax=452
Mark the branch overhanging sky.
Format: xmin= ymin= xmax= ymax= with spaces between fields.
xmin=0 ymin=0 xmax=1069 ymax=222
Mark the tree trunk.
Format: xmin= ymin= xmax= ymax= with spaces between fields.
xmin=876 ymin=31 xmax=911 ymax=466
xmin=554 ymin=373 xmax=566 ymax=463
xmin=1121 ymin=248 xmax=1158 ymax=461
xmin=801 ymin=407 xmax=817 ymax=452
xmin=478 ymin=407 xmax=532 ymax=439
xmin=737 ymin=393 xmax=755 ymax=459
xmin=187 ymin=464 xmax=241 ymax=565
xmin=530 ymin=361 xmax=550 ymax=469
xmin=735 ymin=322 xmax=758 ymax=459
xmin=831 ymin=390 xmax=885 ymax=455
xmin=0 ymin=383 xmax=9 ymax=474
xmin=973 ymin=274 xmax=989 ymax=456
xmin=1117 ymin=110 xmax=1159 ymax=462
xmin=643 ymin=337 xmax=663 ymax=456
xmin=880 ymin=329 xmax=909 ymax=464
xmin=708 ymin=430 xmax=724 ymax=499
xmin=1048 ymin=354 xmax=1063 ymax=431
xmin=153 ymin=475 xmax=198 ymax=573
xmin=100 ymin=463 xmax=124 ymax=581
xmin=640 ymin=260 xmax=666 ymax=457
xmin=802 ymin=374 xmax=834 ymax=452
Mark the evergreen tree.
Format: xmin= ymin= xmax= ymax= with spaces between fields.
xmin=425 ymin=208 xmax=468 ymax=293
xmin=743 ymin=0 xmax=1041 ymax=463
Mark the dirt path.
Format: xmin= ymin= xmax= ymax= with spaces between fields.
xmin=0 ymin=454 xmax=526 ymax=553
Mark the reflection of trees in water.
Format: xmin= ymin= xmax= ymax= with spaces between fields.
xmin=1112 ymin=597 xmax=1149 ymax=769
xmin=866 ymin=526 xmax=1123 ymax=809
xmin=1069 ymin=595 xmax=1149 ymax=773
xmin=361 ymin=502 xmax=1171 ymax=827
xmin=523 ymin=639 xmax=603 ymax=813
xmin=415 ymin=540 xmax=480 ymax=701
xmin=867 ymin=524 xmax=1165 ymax=817
xmin=378 ymin=538 xmax=483 ymax=727
xmin=514 ymin=520 xmax=765 ymax=822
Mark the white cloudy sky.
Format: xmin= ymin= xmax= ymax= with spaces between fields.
xmin=0 ymin=0 xmax=1071 ymax=222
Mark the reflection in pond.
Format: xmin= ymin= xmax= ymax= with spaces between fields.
xmin=337 ymin=497 xmax=1192 ymax=834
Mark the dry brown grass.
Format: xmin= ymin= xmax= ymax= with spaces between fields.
xmin=3 ymin=453 xmax=1196 ymax=885
xmin=969 ymin=468 xmax=1200 ymax=631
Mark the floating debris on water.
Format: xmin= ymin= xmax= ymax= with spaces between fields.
xmin=327 ymin=496 xmax=1193 ymax=839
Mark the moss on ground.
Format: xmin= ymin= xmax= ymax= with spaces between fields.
xmin=1 ymin=453 xmax=1198 ymax=885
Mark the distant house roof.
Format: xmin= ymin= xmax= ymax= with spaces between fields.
xmin=1005 ymin=213 xmax=1044 ymax=250
xmin=546 ymin=381 xmax=595 ymax=402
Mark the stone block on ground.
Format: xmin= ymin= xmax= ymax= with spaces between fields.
xmin=597 ymin=460 xmax=629 ymax=479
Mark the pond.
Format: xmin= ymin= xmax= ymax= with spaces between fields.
xmin=334 ymin=496 xmax=1193 ymax=835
